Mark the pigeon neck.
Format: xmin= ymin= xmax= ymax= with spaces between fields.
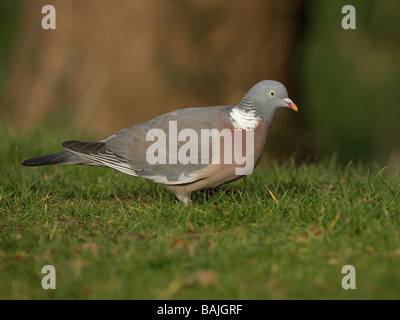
xmin=229 ymin=96 xmax=262 ymax=130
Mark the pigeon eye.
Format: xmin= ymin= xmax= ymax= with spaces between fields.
xmin=268 ymin=90 xmax=276 ymax=97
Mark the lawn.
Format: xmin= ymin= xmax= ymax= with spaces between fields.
xmin=0 ymin=125 xmax=399 ymax=299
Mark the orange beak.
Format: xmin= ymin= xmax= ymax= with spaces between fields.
xmin=283 ymin=98 xmax=298 ymax=112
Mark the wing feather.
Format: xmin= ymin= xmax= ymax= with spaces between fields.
xmin=63 ymin=105 xmax=231 ymax=185
xmin=62 ymin=140 xmax=137 ymax=176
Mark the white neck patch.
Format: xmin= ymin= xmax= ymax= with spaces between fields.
xmin=229 ymin=106 xmax=262 ymax=130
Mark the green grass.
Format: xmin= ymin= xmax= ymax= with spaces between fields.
xmin=1 ymin=125 xmax=400 ymax=299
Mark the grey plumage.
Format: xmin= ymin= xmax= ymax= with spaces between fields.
xmin=22 ymin=80 xmax=298 ymax=203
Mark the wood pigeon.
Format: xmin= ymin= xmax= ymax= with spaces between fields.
xmin=23 ymin=80 xmax=298 ymax=204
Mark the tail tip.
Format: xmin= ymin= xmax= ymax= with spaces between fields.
xmin=22 ymin=158 xmax=37 ymax=166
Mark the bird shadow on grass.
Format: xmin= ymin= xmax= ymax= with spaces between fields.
xmin=189 ymin=186 xmax=244 ymax=204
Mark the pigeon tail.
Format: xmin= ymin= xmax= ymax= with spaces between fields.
xmin=22 ymin=151 xmax=93 ymax=167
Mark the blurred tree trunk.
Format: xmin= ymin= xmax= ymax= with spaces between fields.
xmin=4 ymin=0 xmax=307 ymax=159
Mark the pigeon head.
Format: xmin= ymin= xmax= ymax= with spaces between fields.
xmin=237 ymin=80 xmax=298 ymax=124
